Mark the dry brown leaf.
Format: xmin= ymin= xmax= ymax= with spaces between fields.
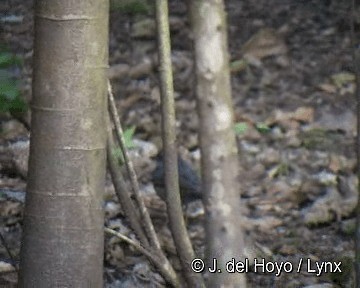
xmin=292 ymin=107 xmax=314 ymax=123
xmin=317 ymin=83 xmax=337 ymax=94
xmin=241 ymin=28 xmax=287 ymax=61
xmin=266 ymin=107 xmax=314 ymax=127
xmin=328 ymin=156 xmax=341 ymax=173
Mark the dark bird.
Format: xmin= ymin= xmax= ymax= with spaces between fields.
xmin=152 ymin=156 xmax=202 ymax=204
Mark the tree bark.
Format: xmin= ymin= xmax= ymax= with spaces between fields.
xmin=155 ymin=1 xmax=205 ymax=287
xmin=19 ymin=0 xmax=108 ymax=286
xmin=188 ymin=0 xmax=247 ymax=287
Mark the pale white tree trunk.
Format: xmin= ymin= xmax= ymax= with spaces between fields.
xmin=188 ymin=0 xmax=247 ymax=286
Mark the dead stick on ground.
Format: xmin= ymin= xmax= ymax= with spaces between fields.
xmin=106 ymin=125 xmax=149 ymax=247
xmin=107 ymin=82 xmax=180 ymax=287
xmin=108 ymin=82 xmax=161 ymax=250
xmin=104 ymin=227 xmax=158 ymax=265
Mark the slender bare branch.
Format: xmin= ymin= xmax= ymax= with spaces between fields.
xmin=107 ymin=85 xmax=180 ymax=287
xmin=104 ymin=227 xmax=180 ymax=287
xmin=107 ymin=82 xmax=162 ymax=250
xmin=155 ymin=1 xmax=204 ymax=287
xmin=104 ymin=227 xmax=158 ymax=265
xmin=106 ymin=123 xmax=149 ymax=247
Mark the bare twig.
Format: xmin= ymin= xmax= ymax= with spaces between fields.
xmin=104 ymin=227 xmax=179 ymax=287
xmin=107 ymin=85 xmax=180 ymax=287
xmin=107 ymin=82 xmax=161 ymax=251
xmin=104 ymin=227 xmax=157 ymax=264
xmin=155 ymin=1 xmax=204 ymax=287
xmin=106 ymin=124 xmax=149 ymax=247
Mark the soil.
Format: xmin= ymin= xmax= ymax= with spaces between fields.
xmin=0 ymin=0 xmax=358 ymax=287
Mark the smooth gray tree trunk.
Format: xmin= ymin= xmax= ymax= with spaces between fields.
xmin=188 ymin=0 xmax=247 ymax=287
xmin=19 ymin=0 xmax=109 ymax=286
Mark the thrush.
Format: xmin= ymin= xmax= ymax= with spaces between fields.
xmin=152 ymin=155 xmax=202 ymax=204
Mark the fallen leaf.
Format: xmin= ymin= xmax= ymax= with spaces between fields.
xmin=292 ymin=107 xmax=314 ymax=123
xmin=241 ymin=28 xmax=288 ymax=61
xmin=317 ymin=83 xmax=337 ymax=94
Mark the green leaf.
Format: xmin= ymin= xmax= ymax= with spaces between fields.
xmin=8 ymin=97 xmax=28 ymax=114
xmin=0 ymin=50 xmax=27 ymax=115
xmin=111 ymin=147 xmax=124 ymax=166
xmin=0 ymin=52 xmax=22 ymax=68
xmin=230 ymin=59 xmax=247 ymax=73
xmin=0 ymin=69 xmax=10 ymax=82
xmin=123 ymin=126 xmax=136 ymax=149
xmin=0 ymin=78 xmax=20 ymax=100
xmin=331 ymin=72 xmax=355 ymax=88
xmin=112 ymin=147 xmax=123 ymax=159
xmin=256 ymin=123 xmax=271 ymax=133
xmin=0 ymin=53 xmax=14 ymax=68
xmin=110 ymin=126 xmax=137 ymax=166
xmin=234 ymin=122 xmax=248 ymax=134
xmin=0 ymin=95 xmax=27 ymax=113
xmin=0 ymin=76 xmax=27 ymax=113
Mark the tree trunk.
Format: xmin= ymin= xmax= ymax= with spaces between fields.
xmin=188 ymin=0 xmax=247 ymax=287
xmin=19 ymin=0 xmax=109 ymax=286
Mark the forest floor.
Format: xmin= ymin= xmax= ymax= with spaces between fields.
xmin=0 ymin=0 xmax=358 ymax=287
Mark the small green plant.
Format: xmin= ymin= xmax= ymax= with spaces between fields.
xmin=234 ymin=122 xmax=271 ymax=135
xmin=0 ymin=48 xmax=27 ymax=115
xmin=255 ymin=122 xmax=270 ymax=133
xmin=268 ymin=162 xmax=290 ymax=178
xmin=123 ymin=125 xmax=136 ymax=149
xmin=234 ymin=122 xmax=248 ymax=134
xmin=112 ymin=126 xmax=136 ymax=164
